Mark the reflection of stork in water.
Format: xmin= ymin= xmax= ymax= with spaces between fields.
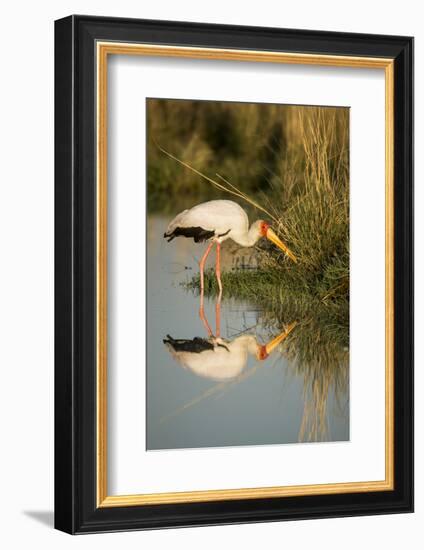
xmin=159 ymin=292 xmax=297 ymax=425
xmin=164 ymin=328 xmax=295 ymax=381
xmin=163 ymin=295 xmax=297 ymax=381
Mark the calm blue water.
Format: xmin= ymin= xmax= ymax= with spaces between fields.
xmin=146 ymin=216 xmax=349 ymax=450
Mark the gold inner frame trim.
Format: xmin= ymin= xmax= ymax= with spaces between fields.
xmin=96 ymin=42 xmax=395 ymax=508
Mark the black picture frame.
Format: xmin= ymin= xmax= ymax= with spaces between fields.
xmin=55 ymin=15 xmax=414 ymax=534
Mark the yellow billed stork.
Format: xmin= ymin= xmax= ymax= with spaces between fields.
xmin=164 ymin=199 xmax=296 ymax=291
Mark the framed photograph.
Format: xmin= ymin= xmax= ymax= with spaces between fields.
xmin=54 ymin=15 xmax=413 ymax=533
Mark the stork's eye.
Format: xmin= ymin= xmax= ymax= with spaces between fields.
xmin=260 ymin=221 xmax=270 ymax=236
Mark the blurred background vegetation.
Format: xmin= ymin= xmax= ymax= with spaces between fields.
xmin=148 ymin=99 xmax=347 ymax=215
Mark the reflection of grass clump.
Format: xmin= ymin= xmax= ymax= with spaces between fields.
xmin=186 ymin=268 xmax=349 ymax=443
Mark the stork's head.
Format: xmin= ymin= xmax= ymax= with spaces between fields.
xmin=259 ymin=220 xmax=271 ymax=237
xmin=257 ymin=220 xmax=297 ymax=263
xmin=256 ymin=322 xmax=298 ymax=361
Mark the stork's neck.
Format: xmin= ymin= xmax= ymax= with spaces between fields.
xmin=232 ymin=220 xmax=262 ymax=248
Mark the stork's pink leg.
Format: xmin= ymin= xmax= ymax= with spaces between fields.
xmin=215 ymin=293 xmax=222 ymax=337
xmin=199 ymin=241 xmax=214 ymax=293
xmin=215 ymin=242 xmax=223 ymax=294
xmin=199 ymin=299 xmax=213 ymax=336
xmin=199 ymin=242 xmax=214 ymax=334
xmin=215 ymin=244 xmax=223 ymax=336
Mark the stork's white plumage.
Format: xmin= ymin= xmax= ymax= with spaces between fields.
xmin=164 ymin=199 xmax=296 ymax=292
xmin=164 ymin=334 xmax=260 ymax=381
xmin=165 ymin=200 xmax=249 ymax=244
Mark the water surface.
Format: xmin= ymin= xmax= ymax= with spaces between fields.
xmin=147 ymin=216 xmax=349 ymax=450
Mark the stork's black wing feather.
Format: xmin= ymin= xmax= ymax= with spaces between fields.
xmin=163 ymin=336 xmax=214 ymax=353
xmin=164 ymin=226 xmax=215 ymax=243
